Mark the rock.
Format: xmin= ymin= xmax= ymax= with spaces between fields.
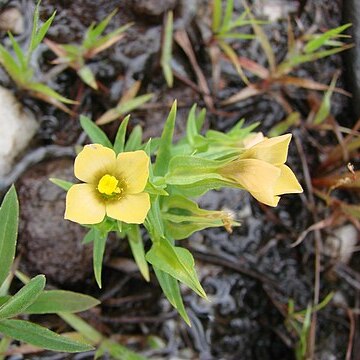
xmin=17 ymin=158 xmax=93 ymax=286
xmin=0 ymin=7 xmax=24 ymax=34
xmin=323 ymin=224 xmax=358 ymax=263
xmin=0 ymin=87 xmax=38 ymax=178
xmin=129 ymin=0 xmax=178 ymax=20
xmin=253 ymin=0 xmax=298 ymax=21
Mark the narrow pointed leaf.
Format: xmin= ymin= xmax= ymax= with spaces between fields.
xmin=126 ymin=225 xmax=149 ymax=282
xmin=24 ymin=290 xmax=100 ymax=314
xmin=0 ymin=275 xmax=45 ymax=320
xmin=0 ymin=186 xmax=19 ymax=287
xmin=154 ymin=267 xmax=190 ymax=325
xmin=154 ymin=100 xmax=177 ymax=176
xmin=49 ymin=178 xmax=73 ymax=191
xmin=161 ymin=11 xmax=174 ymax=87
xmin=106 ymin=115 xmax=129 ymax=149
xmin=93 ymin=230 xmax=107 ymax=288
xmin=146 ymin=238 xmax=207 ymax=299
xmin=0 ymin=319 xmax=93 ymax=352
xmin=124 ymin=125 xmax=142 ymax=151
xmin=79 ymin=115 xmax=113 ymax=148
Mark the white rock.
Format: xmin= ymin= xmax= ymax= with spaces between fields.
xmin=323 ymin=224 xmax=359 ymax=263
xmin=0 ymin=87 xmax=38 ymax=177
xmin=0 ymin=7 xmax=24 ymax=34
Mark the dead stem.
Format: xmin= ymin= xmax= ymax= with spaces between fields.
xmin=346 ymin=308 xmax=355 ymax=360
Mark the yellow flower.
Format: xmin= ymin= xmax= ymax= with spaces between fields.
xmin=65 ymin=144 xmax=150 ymax=224
xmin=219 ymin=134 xmax=303 ymax=206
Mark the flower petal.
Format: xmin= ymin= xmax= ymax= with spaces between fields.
xmin=74 ymin=144 xmax=116 ymax=183
xmin=116 ymin=151 xmax=149 ymax=194
xmin=274 ymin=165 xmax=303 ymax=195
xmin=106 ymin=193 xmax=150 ymax=224
xmin=65 ymin=184 xmax=106 ymax=224
xmin=243 ymin=134 xmax=292 ymax=165
xmin=220 ymin=158 xmax=281 ymax=206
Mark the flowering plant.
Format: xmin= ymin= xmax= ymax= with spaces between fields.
xmin=53 ymin=101 xmax=302 ymax=325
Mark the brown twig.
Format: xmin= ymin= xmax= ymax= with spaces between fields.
xmin=346 ymin=308 xmax=355 ymax=360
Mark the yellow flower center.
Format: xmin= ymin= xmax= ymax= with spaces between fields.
xmin=97 ymin=174 xmax=122 ymax=196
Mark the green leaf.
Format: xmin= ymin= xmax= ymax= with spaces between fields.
xmin=0 ymin=297 xmax=10 ymax=307
xmin=304 ymin=23 xmax=352 ymax=53
xmin=0 ymin=45 xmax=23 ymax=84
xmin=0 ymin=275 xmax=45 ymax=320
xmin=78 ymin=65 xmax=98 ymax=89
xmin=218 ymin=40 xmax=248 ymax=84
xmin=212 ymin=0 xmax=222 ymax=33
xmin=126 ymin=225 xmax=150 ymax=282
xmin=24 ymin=290 xmax=99 ymax=314
xmin=144 ymin=196 xmax=165 ymax=239
xmin=115 ymin=94 xmax=153 ymax=118
xmin=7 ymin=33 xmax=27 ymax=71
xmin=161 ymin=11 xmax=174 ymax=87
xmin=0 ymin=319 xmax=93 ymax=352
xmin=154 ymin=100 xmax=177 ymax=176
xmin=29 ymin=3 xmax=56 ymax=56
xmin=170 ymin=177 xmax=231 ymax=197
xmin=79 ymin=115 xmax=113 ymax=148
xmin=124 ymin=125 xmax=143 ymax=151
xmin=269 ymin=112 xmax=300 ymax=137
xmin=154 ymin=267 xmax=190 ymax=325
xmin=0 ymin=185 xmax=19 ymax=287
xmin=278 ymin=44 xmax=353 ymax=75
xmin=313 ymin=75 xmax=338 ymax=125
xmin=83 ymin=10 xmax=117 ymax=48
xmin=28 ymin=82 xmax=76 ymax=104
xmin=186 ymin=104 xmax=199 ymax=146
xmin=216 ymin=33 xmax=255 ymax=40
xmin=59 ymin=312 xmax=103 ymax=345
xmin=93 ymin=230 xmax=107 ymax=288
xmin=82 ymin=228 xmax=96 ymax=244
xmin=219 ymin=0 xmax=234 ymax=33
xmin=113 ymin=115 xmax=130 ymax=154
xmin=247 ymin=8 xmax=276 ymax=73
xmin=146 ymin=237 xmax=207 ymax=299
xmin=49 ymin=178 xmax=73 ymax=191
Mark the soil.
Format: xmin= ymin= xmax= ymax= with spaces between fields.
xmin=0 ymin=0 xmax=359 ymax=359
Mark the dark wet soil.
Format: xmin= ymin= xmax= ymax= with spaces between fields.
xmin=0 ymin=0 xmax=359 ymax=359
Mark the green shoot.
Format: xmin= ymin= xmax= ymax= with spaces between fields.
xmin=0 ymin=2 xmax=75 ymax=113
xmin=45 ymin=10 xmax=132 ymax=89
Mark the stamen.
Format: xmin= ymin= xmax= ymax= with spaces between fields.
xmin=97 ymin=174 xmax=119 ymax=196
